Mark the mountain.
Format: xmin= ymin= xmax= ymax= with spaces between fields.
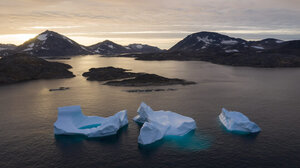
xmin=169 ymin=31 xmax=247 ymax=53
xmin=0 ymin=44 xmax=17 ymax=56
xmin=168 ymin=32 xmax=292 ymax=54
xmin=117 ymin=31 xmax=300 ymax=67
xmin=87 ymin=40 xmax=129 ymax=55
xmin=15 ymin=30 xmax=91 ymax=57
xmin=125 ymin=44 xmax=161 ymax=53
xmin=0 ymin=53 xmax=75 ymax=84
xmin=88 ymin=41 xmax=162 ymax=55
xmin=0 ymin=44 xmax=17 ymax=51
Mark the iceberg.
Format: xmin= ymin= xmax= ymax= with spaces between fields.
xmin=54 ymin=105 xmax=128 ymax=137
xmin=219 ymin=108 xmax=261 ymax=134
xmin=134 ymin=102 xmax=196 ymax=145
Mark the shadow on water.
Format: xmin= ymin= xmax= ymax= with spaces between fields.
xmin=55 ymin=125 xmax=128 ymax=148
xmin=217 ymin=119 xmax=260 ymax=141
xmin=138 ymin=130 xmax=211 ymax=156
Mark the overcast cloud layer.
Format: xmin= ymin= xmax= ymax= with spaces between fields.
xmin=0 ymin=0 xmax=300 ymax=48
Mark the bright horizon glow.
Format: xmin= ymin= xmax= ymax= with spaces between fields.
xmin=0 ymin=0 xmax=300 ymax=49
xmin=1 ymin=29 xmax=300 ymax=49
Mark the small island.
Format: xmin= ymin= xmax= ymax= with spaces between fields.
xmin=82 ymin=66 xmax=196 ymax=86
xmin=82 ymin=66 xmax=142 ymax=81
xmin=0 ymin=54 xmax=75 ymax=84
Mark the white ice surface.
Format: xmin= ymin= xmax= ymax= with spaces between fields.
xmin=134 ymin=102 xmax=196 ymax=145
xmin=219 ymin=108 xmax=261 ymax=134
xmin=54 ymin=105 xmax=128 ymax=137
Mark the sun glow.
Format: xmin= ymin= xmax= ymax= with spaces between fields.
xmin=0 ymin=34 xmax=36 ymax=45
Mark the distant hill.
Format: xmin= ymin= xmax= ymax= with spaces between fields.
xmin=87 ymin=40 xmax=129 ymax=55
xmin=116 ymin=31 xmax=300 ymax=67
xmin=0 ymin=44 xmax=17 ymax=56
xmin=87 ymin=41 xmax=162 ymax=55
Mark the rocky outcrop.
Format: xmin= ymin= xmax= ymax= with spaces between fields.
xmin=0 ymin=54 xmax=75 ymax=84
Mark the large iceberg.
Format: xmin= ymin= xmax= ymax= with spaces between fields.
xmin=54 ymin=105 xmax=128 ymax=137
xmin=134 ymin=102 xmax=196 ymax=145
xmin=219 ymin=108 xmax=261 ymax=134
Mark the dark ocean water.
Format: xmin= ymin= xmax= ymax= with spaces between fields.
xmin=0 ymin=55 xmax=299 ymax=168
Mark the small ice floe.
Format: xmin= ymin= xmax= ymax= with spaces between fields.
xmin=49 ymin=87 xmax=70 ymax=91
xmin=54 ymin=105 xmax=128 ymax=137
xmin=134 ymin=102 xmax=196 ymax=145
xmin=219 ymin=108 xmax=261 ymax=134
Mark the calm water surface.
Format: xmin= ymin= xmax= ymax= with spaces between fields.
xmin=0 ymin=55 xmax=299 ymax=168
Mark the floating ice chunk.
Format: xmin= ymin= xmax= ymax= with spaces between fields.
xmin=134 ymin=102 xmax=196 ymax=145
xmin=54 ymin=105 xmax=128 ymax=137
xmin=219 ymin=108 xmax=261 ymax=134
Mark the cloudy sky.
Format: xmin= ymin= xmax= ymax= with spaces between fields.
xmin=0 ymin=0 xmax=300 ymax=49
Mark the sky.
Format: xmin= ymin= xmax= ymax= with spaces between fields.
xmin=0 ymin=0 xmax=300 ymax=49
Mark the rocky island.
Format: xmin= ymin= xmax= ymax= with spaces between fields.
xmin=82 ymin=66 xmax=195 ymax=86
xmin=0 ymin=54 xmax=75 ymax=84
xmin=82 ymin=66 xmax=142 ymax=81
xmin=104 ymin=74 xmax=196 ymax=86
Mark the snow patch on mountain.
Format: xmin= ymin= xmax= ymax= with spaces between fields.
xmin=108 ymin=45 xmax=114 ymax=49
xmin=225 ymin=49 xmax=239 ymax=53
xmin=28 ymin=43 xmax=35 ymax=48
xmin=136 ymin=44 xmax=143 ymax=49
xmin=252 ymin=46 xmax=264 ymax=50
xmin=276 ymin=40 xmax=284 ymax=44
xmin=221 ymin=40 xmax=238 ymax=45
xmin=37 ymin=34 xmax=48 ymax=41
xmin=23 ymin=48 xmax=33 ymax=51
xmin=197 ymin=36 xmax=214 ymax=44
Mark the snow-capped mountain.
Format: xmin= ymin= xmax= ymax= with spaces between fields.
xmin=125 ymin=44 xmax=161 ymax=53
xmin=168 ymin=31 xmax=293 ymax=54
xmin=169 ymin=32 xmax=247 ymax=53
xmin=87 ymin=40 xmax=128 ymax=55
xmin=88 ymin=41 xmax=162 ymax=55
xmin=16 ymin=30 xmax=91 ymax=57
